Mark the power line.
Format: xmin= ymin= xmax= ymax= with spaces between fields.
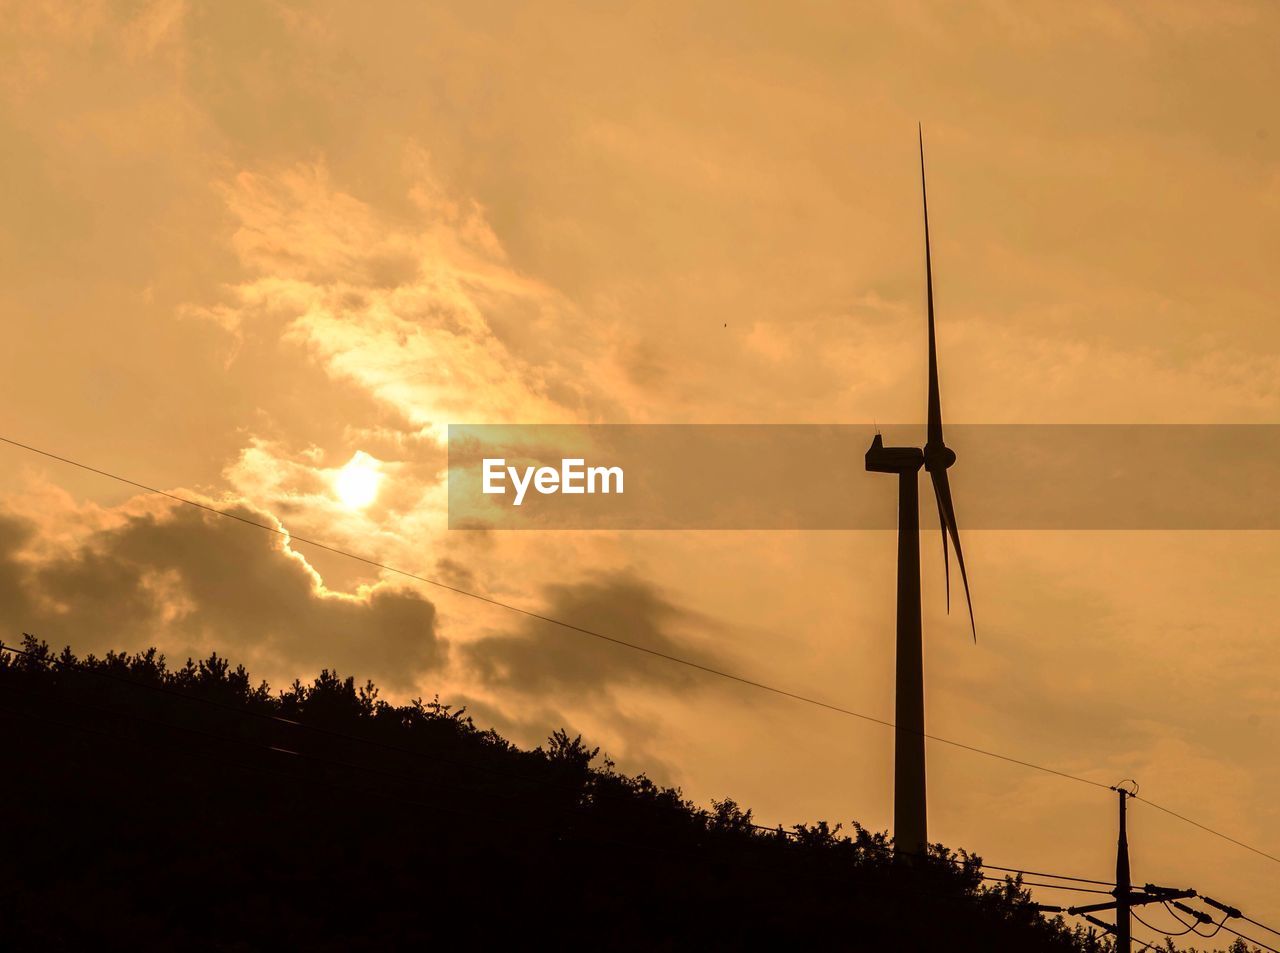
xmin=1192 ymin=898 xmax=1280 ymax=945
xmin=1220 ymin=923 xmax=1280 ymax=953
xmin=1120 ymin=892 xmax=1280 ymax=953
xmin=1198 ymin=893 xmax=1280 ymax=941
xmin=1133 ymin=794 xmax=1280 ymax=867
xmin=1067 ymin=910 xmax=1160 ymax=953
xmin=1130 ymin=906 xmax=1199 ymax=938
xmin=5 ymin=434 xmax=1280 ymax=878
xmin=0 ymin=434 xmax=1113 ymax=793
xmin=1160 ymin=901 xmax=1226 ymax=939
xmin=1242 ymin=914 xmax=1280 ymax=940
xmin=752 ymin=824 xmax=1116 ymax=887
xmin=979 ymin=875 xmax=1112 ymax=895
xmin=981 ymin=864 xmax=1113 ymax=887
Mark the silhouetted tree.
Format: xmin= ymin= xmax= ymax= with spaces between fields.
xmin=0 ymin=632 xmax=1259 ymax=952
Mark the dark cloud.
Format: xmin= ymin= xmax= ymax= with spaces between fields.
xmin=0 ymin=514 xmax=35 ymax=624
xmin=0 ymin=502 xmax=444 ymax=692
xmin=464 ymin=571 xmax=723 ymax=697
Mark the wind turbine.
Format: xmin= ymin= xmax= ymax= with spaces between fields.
xmin=865 ymin=128 xmax=975 ymax=860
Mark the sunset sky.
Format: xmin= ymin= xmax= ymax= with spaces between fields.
xmin=2 ymin=3 xmax=1278 ymax=945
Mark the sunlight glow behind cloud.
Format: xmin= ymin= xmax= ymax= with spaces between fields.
xmin=334 ymin=451 xmax=382 ymax=510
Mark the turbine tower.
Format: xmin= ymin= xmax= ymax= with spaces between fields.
xmin=865 ymin=128 xmax=975 ymax=860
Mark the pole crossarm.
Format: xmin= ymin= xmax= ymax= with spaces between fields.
xmin=1064 ymin=885 xmax=1192 ymax=915
xmin=1143 ymin=883 xmax=1197 ymax=900
xmin=1067 ymin=888 xmax=1196 ymax=916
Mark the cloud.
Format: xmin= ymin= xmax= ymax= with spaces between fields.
xmin=464 ymin=570 xmax=725 ymax=698
xmin=0 ymin=497 xmax=445 ymax=692
xmin=451 ymin=569 xmax=725 ymax=785
xmin=0 ymin=514 xmax=35 ymax=620
xmin=189 ymin=156 xmax=616 ymax=431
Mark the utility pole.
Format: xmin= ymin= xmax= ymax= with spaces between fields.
xmin=1036 ymin=783 xmax=1198 ymax=951
xmin=1033 ymin=783 xmax=1263 ymax=948
xmin=1115 ymin=787 xmax=1132 ymax=953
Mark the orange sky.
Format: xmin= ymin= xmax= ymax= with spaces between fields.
xmin=2 ymin=3 xmax=1278 ymax=946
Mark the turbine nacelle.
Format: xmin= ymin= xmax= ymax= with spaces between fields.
xmin=865 ymin=433 xmax=924 ymax=474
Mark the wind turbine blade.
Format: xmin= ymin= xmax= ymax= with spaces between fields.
xmin=934 ymin=489 xmax=950 ymax=612
xmin=929 ymin=467 xmax=975 ymax=640
xmin=920 ymin=126 xmax=943 ymax=449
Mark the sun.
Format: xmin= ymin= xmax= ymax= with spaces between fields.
xmin=334 ymin=452 xmax=382 ymax=509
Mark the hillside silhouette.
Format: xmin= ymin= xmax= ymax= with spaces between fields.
xmin=0 ymin=634 xmax=1260 ymax=952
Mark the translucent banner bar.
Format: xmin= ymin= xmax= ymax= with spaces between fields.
xmin=447 ymin=424 xmax=1280 ymax=530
